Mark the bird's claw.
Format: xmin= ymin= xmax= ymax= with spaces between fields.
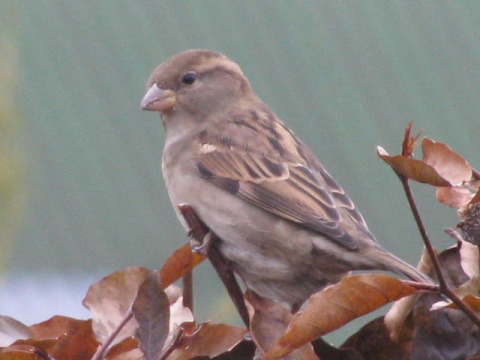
xmin=190 ymin=231 xmax=213 ymax=255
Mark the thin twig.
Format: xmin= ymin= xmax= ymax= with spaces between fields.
xmin=442 ymin=286 xmax=480 ymax=328
xmin=397 ymin=174 xmax=480 ymax=327
xmin=183 ymin=271 xmax=194 ymax=313
xmin=397 ymin=174 xmax=448 ymax=289
xmin=91 ymin=310 xmax=133 ymax=360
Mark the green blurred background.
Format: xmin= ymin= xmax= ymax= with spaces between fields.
xmin=1 ymin=1 xmax=479 ymax=344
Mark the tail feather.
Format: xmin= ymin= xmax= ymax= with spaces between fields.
xmin=365 ymin=247 xmax=434 ymax=284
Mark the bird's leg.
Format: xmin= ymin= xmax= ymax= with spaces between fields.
xmin=177 ymin=203 xmax=250 ymax=327
xmin=190 ymin=231 xmax=214 ymax=255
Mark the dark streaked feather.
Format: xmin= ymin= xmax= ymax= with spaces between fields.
xmin=195 ymin=109 xmax=370 ymax=250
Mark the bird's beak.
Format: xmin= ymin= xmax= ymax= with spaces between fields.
xmin=141 ymin=84 xmax=177 ymax=112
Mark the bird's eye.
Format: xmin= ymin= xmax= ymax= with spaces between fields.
xmin=182 ymin=72 xmax=197 ymax=85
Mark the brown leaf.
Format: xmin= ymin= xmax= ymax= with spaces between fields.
xmin=30 ymin=316 xmax=86 ymax=340
xmin=264 ymin=274 xmax=417 ymax=360
xmin=132 ymin=271 xmax=170 ymax=360
xmin=436 ymin=186 xmax=474 ymax=208
xmin=10 ymin=339 xmax=57 ymax=356
xmin=83 ymin=267 xmax=150 ymax=347
xmin=244 ymin=290 xmax=318 ymax=360
xmin=166 ymin=286 xmax=194 ymax=330
xmin=377 ymin=146 xmax=450 ymax=186
xmin=0 ymin=344 xmax=48 ymax=359
xmin=160 ymin=243 xmax=206 ymax=288
xmin=384 ymin=248 xmax=432 ymax=342
xmin=422 ymin=138 xmax=472 ymax=186
xmin=166 ymin=324 xmax=247 ymax=360
xmin=105 ymin=337 xmax=141 ymax=360
xmin=458 ymin=239 xmax=480 ymax=280
xmin=49 ymin=319 xmax=98 ymax=360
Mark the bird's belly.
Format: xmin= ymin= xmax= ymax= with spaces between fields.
xmin=163 ymin=161 xmax=346 ymax=306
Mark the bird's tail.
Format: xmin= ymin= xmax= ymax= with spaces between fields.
xmin=365 ymin=246 xmax=434 ymax=284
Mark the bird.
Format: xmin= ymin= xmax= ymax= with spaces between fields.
xmin=141 ymin=49 xmax=430 ymax=309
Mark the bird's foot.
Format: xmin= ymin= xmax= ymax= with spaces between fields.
xmin=190 ymin=231 xmax=213 ymax=255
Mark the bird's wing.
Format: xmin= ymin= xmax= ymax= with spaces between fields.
xmin=196 ymin=147 xmax=364 ymax=249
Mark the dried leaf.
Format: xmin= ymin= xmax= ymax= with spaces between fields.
xmin=264 ymin=274 xmax=417 ymax=360
xmin=83 ymin=267 xmax=150 ymax=347
xmin=436 ymin=186 xmax=474 ymax=208
xmin=132 ymin=271 xmax=170 ymax=360
xmin=244 ymin=291 xmax=318 ymax=360
xmin=105 ymin=337 xmax=140 ymax=360
xmin=458 ymin=240 xmax=480 ymax=280
xmin=166 ymin=324 xmax=247 ymax=360
xmin=377 ymin=146 xmax=450 ymax=186
xmin=10 ymin=338 xmax=56 ymax=355
xmin=168 ymin=296 xmax=193 ymax=330
xmin=384 ymin=248 xmax=431 ymax=342
xmin=422 ymin=138 xmax=472 ymax=186
xmin=160 ymin=243 xmax=206 ymax=288
xmin=30 ymin=316 xmax=86 ymax=340
xmin=0 ymin=344 xmax=48 ymax=359
xmin=49 ymin=319 xmax=98 ymax=360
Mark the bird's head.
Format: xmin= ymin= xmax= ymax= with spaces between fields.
xmin=141 ymin=49 xmax=252 ymax=121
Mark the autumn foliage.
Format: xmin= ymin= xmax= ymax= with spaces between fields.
xmin=1 ymin=124 xmax=480 ymax=359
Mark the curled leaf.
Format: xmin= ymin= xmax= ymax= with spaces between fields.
xmin=160 ymin=243 xmax=206 ymax=288
xmin=384 ymin=247 xmax=433 ymax=342
xmin=377 ymin=146 xmax=450 ymax=186
xmin=167 ymin=324 xmax=248 ymax=359
xmin=82 ymin=267 xmax=150 ymax=347
xmin=264 ymin=274 xmax=417 ymax=360
xmin=436 ymin=186 xmax=474 ymax=208
xmin=422 ymin=138 xmax=472 ymax=186
xmin=244 ymin=290 xmax=317 ymax=359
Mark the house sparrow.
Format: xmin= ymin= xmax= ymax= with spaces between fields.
xmin=141 ymin=49 xmax=430 ymax=308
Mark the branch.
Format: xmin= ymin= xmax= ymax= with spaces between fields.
xmin=397 ymin=173 xmax=448 ymax=289
xmin=397 ymin=174 xmax=480 ymax=328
